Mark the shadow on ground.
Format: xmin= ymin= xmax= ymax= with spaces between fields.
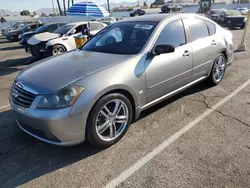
xmin=0 ymin=57 xmax=35 ymax=77
xmin=0 ymin=81 xmax=212 ymax=187
xmin=0 ymin=46 xmax=23 ymax=51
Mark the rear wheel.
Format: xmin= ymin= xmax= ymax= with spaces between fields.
xmin=208 ymin=53 xmax=226 ymax=85
xmin=86 ymin=93 xmax=133 ymax=148
xmin=52 ymin=45 xmax=66 ymax=56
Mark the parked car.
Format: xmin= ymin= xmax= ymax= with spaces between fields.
xmin=27 ymin=21 xmax=107 ymax=59
xmin=99 ymin=17 xmax=116 ymax=25
xmin=236 ymin=7 xmax=248 ymax=15
xmin=6 ymin=23 xmax=44 ymax=41
xmin=2 ymin=20 xmax=42 ymax=36
xmin=206 ymin=8 xmax=225 ymax=22
xmin=161 ymin=4 xmax=184 ymax=13
xmin=10 ymin=14 xmax=233 ymax=148
xmin=19 ymin=23 xmax=66 ymax=50
xmin=217 ymin=10 xmax=246 ymax=29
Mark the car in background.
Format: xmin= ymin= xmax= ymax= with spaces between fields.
xmin=27 ymin=21 xmax=107 ymax=59
xmin=11 ymin=14 xmax=233 ymax=147
xmin=217 ymin=10 xmax=246 ymax=29
xmin=2 ymin=20 xmax=42 ymax=36
xmin=237 ymin=7 xmax=248 ymax=15
xmin=99 ymin=17 xmax=116 ymax=25
xmin=19 ymin=23 xmax=66 ymax=50
xmin=6 ymin=23 xmax=44 ymax=41
xmin=206 ymin=8 xmax=225 ymax=22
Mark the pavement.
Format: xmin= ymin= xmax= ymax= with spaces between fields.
xmin=1 ymin=26 xmax=250 ymax=188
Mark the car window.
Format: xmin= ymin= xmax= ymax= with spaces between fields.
xmin=188 ymin=18 xmax=209 ymax=42
xmin=155 ymin=19 xmax=186 ymax=48
xmin=30 ymin=24 xmax=38 ymax=30
xmin=48 ymin=24 xmax=59 ymax=32
xmin=83 ymin=21 xmax=158 ymax=55
xmin=90 ymin=23 xmax=103 ymax=30
xmin=54 ymin=25 xmax=74 ymax=35
xmin=75 ymin=25 xmax=84 ymax=33
xmin=205 ymin=20 xmax=216 ymax=35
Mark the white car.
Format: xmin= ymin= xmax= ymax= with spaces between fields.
xmin=27 ymin=21 xmax=107 ymax=59
xmin=237 ymin=7 xmax=249 ymax=15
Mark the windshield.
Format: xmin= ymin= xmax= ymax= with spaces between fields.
xmin=54 ymin=25 xmax=74 ymax=35
xmin=20 ymin=25 xmax=29 ymax=32
xmin=82 ymin=21 xmax=158 ymax=55
xmin=35 ymin=25 xmax=49 ymax=33
xmin=225 ymin=10 xmax=241 ymax=16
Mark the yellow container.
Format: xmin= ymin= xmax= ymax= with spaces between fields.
xmin=74 ymin=35 xmax=88 ymax=48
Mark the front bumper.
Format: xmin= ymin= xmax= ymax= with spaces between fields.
xmin=28 ymin=44 xmax=51 ymax=58
xmin=10 ymin=97 xmax=88 ymax=146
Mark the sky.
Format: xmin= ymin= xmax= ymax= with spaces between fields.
xmin=0 ymin=0 xmax=136 ymax=12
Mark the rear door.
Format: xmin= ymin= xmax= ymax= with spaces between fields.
xmin=184 ymin=17 xmax=215 ymax=81
xmin=146 ymin=19 xmax=193 ymax=102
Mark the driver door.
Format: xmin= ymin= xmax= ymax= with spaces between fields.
xmin=66 ymin=25 xmax=84 ymax=50
xmin=146 ymin=19 xmax=193 ymax=102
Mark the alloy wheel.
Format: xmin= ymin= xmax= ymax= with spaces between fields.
xmin=213 ymin=55 xmax=226 ymax=83
xmin=95 ymin=99 xmax=129 ymax=142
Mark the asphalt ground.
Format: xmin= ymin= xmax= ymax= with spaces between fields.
xmin=0 ymin=26 xmax=250 ymax=188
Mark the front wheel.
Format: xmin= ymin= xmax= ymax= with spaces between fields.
xmin=52 ymin=45 xmax=66 ymax=56
xmin=86 ymin=93 xmax=133 ymax=148
xmin=240 ymin=25 xmax=245 ymax=29
xmin=208 ymin=53 xmax=227 ymax=86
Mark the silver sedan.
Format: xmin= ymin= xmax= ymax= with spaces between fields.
xmin=10 ymin=14 xmax=233 ymax=148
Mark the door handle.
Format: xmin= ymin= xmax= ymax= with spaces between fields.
xmin=211 ymin=40 xmax=217 ymax=45
xmin=182 ymin=50 xmax=191 ymax=57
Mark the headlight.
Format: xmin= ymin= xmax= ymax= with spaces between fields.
xmin=37 ymin=85 xmax=84 ymax=109
xmin=244 ymin=18 xmax=247 ymax=22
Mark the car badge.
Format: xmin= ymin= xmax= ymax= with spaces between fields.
xmin=16 ymin=80 xmax=23 ymax=88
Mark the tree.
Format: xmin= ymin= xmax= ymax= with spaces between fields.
xmin=41 ymin=13 xmax=47 ymax=17
xmin=63 ymin=0 xmax=66 ymax=16
xmin=49 ymin=13 xmax=57 ymax=17
xmin=33 ymin=11 xmax=36 ymax=16
xmin=56 ymin=0 xmax=63 ymax=16
xmin=72 ymin=0 xmax=74 ymax=5
xmin=20 ymin=10 xmax=31 ymax=16
xmin=68 ymin=0 xmax=70 ymax=9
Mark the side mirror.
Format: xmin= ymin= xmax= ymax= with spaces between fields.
xmin=154 ymin=44 xmax=175 ymax=55
xmin=69 ymin=29 xmax=76 ymax=35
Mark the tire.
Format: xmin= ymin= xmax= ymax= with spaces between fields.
xmin=86 ymin=93 xmax=133 ymax=148
xmin=208 ymin=53 xmax=227 ymax=86
xmin=228 ymin=24 xmax=233 ymax=30
xmin=52 ymin=45 xmax=66 ymax=56
xmin=240 ymin=25 xmax=245 ymax=29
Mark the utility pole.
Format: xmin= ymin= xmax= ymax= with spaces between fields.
xmin=107 ymin=0 xmax=110 ymax=13
xmin=52 ymin=0 xmax=55 ymax=14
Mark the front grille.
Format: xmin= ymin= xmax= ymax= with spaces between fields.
xmin=11 ymin=84 xmax=36 ymax=108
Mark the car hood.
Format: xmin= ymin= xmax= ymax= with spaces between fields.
xmin=20 ymin=31 xmax=36 ymax=38
xmin=17 ymin=50 xmax=132 ymax=94
xmin=27 ymin=32 xmax=61 ymax=45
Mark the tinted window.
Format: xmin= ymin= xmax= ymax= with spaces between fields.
xmin=54 ymin=25 xmax=74 ymax=35
xmin=48 ymin=24 xmax=59 ymax=32
xmin=75 ymin=25 xmax=84 ymax=33
xmin=30 ymin=24 xmax=38 ymax=30
xmin=83 ymin=21 xmax=158 ymax=54
xmin=205 ymin=21 xmax=216 ymax=35
xmin=189 ymin=18 xmax=209 ymax=42
xmin=155 ymin=19 xmax=186 ymax=48
xmin=36 ymin=25 xmax=49 ymax=33
xmin=90 ymin=23 xmax=103 ymax=30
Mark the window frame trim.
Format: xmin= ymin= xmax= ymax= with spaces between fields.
xmin=151 ymin=18 xmax=188 ymax=51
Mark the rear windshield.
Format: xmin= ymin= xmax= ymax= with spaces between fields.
xmin=82 ymin=21 xmax=158 ymax=55
xmin=54 ymin=25 xmax=74 ymax=35
xmin=35 ymin=25 xmax=49 ymax=33
xmin=225 ymin=10 xmax=241 ymax=16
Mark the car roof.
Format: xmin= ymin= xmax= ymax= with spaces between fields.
xmin=45 ymin=22 xmax=65 ymax=26
xmin=67 ymin=21 xmax=91 ymax=26
xmin=119 ymin=14 xmax=177 ymax=23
